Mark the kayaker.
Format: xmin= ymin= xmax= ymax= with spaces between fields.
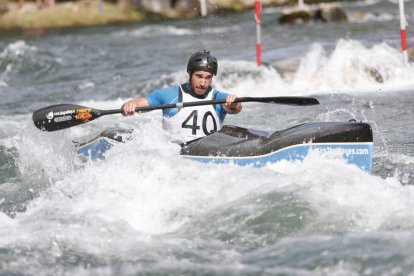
xmin=121 ymin=50 xmax=242 ymax=143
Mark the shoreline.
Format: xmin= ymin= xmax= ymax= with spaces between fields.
xmin=0 ymin=1 xmax=172 ymax=32
xmin=0 ymin=0 xmax=293 ymax=32
xmin=0 ymin=0 xmax=374 ymax=35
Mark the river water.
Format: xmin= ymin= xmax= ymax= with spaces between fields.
xmin=1 ymin=0 xmax=414 ymax=274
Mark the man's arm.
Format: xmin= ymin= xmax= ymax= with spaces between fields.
xmin=121 ymin=97 xmax=149 ymax=115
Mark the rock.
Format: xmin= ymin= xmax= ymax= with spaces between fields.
xmin=408 ymin=48 xmax=414 ymax=62
xmin=279 ymin=7 xmax=313 ymax=24
xmin=350 ymin=10 xmax=378 ymax=22
xmin=364 ymin=67 xmax=383 ymax=83
xmin=314 ymin=3 xmax=347 ymax=22
xmin=279 ymin=3 xmax=347 ymax=25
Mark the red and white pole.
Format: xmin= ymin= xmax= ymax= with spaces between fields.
xmin=255 ymin=0 xmax=262 ymax=66
xmin=399 ymin=0 xmax=408 ymax=64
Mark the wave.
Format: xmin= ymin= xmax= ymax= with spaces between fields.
xmin=57 ymin=38 xmax=409 ymax=103
xmin=132 ymin=39 xmax=414 ymax=97
xmin=0 ymin=40 xmax=62 ymax=86
xmin=4 ymin=115 xmax=414 ymax=230
xmin=212 ymin=39 xmax=414 ymax=96
xmin=114 ymin=24 xmax=242 ymax=38
xmin=1 ymin=128 xmax=413 ymax=252
xmin=347 ymin=11 xmax=394 ymax=23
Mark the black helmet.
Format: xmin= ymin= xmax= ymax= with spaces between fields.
xmin=187 ymin=50 xmax=218 ymax=75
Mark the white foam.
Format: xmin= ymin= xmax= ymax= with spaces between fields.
xmin=9 ymin=121 xmax=269 ymax=236
xmin=113 ymin=25 xmax=241 ymax=38
xmin=291 ymin=40 xmax=414 ymax=93
xmin=9 ymin=124 xmax=413 ymax=239
xmin=348 ymin=11 xmax=394 ymax=23
xmin=0 ymin=115 xmax=29 ymax=139
xmin=211 ymin=40 xmax=414 ymax=96
xmin=267 ymin=151 xmax=414 ymax=232
xmin=0 ymin=40 xmax=38 ymax=59
xmin=127 ymin=25 xmax=193 ymax=37
xmin=380 ymin=152 xmax=414 ymax=165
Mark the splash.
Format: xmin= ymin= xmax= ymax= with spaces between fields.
xmin=291 ymin=40 xmax=413 ymax=93
xmin=266 ymin=150 xmax=414 ymax=233
xmin=214 ymin=40 xmax=414 ymax=96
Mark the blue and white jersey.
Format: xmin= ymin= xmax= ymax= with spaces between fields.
xmin=145 ymin=83 xmax=230 ymax=142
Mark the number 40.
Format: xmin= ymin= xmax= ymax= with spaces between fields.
xmin=182 ymin=110 xmax=217 ymax=135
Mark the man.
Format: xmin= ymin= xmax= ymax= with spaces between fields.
xmin=122 ymin=50 xmax=242 ymax=143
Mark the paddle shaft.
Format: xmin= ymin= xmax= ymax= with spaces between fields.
xmin=33 ymin=96 xmax=319 ymax=131
xmin=100 ymin=96 xmax=319 ymax=116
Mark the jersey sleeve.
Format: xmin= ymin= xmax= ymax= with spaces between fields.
xmin=145 ymin=87 xmax=180 ymax=107
xmin=213 ymin=90 xmax=230 ymax=121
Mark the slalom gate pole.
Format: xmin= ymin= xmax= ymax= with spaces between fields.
xmin=200 ymin=0 xmax=207 ymax=17
xmin=399 ymin=0 xmax=409 ymax=64
xmin=255 ymin=0 xmax=262 ymax=66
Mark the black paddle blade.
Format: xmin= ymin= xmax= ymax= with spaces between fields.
xmin=32 ymin=104 xmax=102 ymax=131
xmin=265 ymin=97 xmax=319 ymax=106
xmin=236 ymin=97 xmax=319 ymax=106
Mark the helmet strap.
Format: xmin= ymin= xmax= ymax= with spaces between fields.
xmin=188 ymin=70 xmax=193 ymax=88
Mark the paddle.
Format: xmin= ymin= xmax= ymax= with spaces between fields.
xmin=32 ymin=96 xmax=319 ymax=132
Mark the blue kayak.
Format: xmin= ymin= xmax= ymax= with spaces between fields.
xmin=75 ymin=121 xmax=373 ymax=173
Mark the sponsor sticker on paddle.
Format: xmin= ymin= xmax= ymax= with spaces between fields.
xmin=75 ymin=108 xmax=93 ymax=122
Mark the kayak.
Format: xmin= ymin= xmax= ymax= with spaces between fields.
xmin=74 ymin=121 xmax=373 ymax=173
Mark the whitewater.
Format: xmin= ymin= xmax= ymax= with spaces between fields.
xmin=1 ymin=0 xmax=414 ymax=274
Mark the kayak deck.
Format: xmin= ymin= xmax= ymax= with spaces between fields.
xmin=181 ymin=122 xmax=373 ymax=172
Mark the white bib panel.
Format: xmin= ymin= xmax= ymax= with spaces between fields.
xmin=163 ymin=87 xmax=223 ymax=143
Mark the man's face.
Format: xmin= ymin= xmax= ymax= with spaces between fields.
xmin=190 ymin=70 xmax=213 ymax=95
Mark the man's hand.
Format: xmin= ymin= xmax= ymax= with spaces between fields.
xmin=224 ymin=95 xmax=242 ymax=114
xmin=121 ymin=98 xmax=149 ymax=116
